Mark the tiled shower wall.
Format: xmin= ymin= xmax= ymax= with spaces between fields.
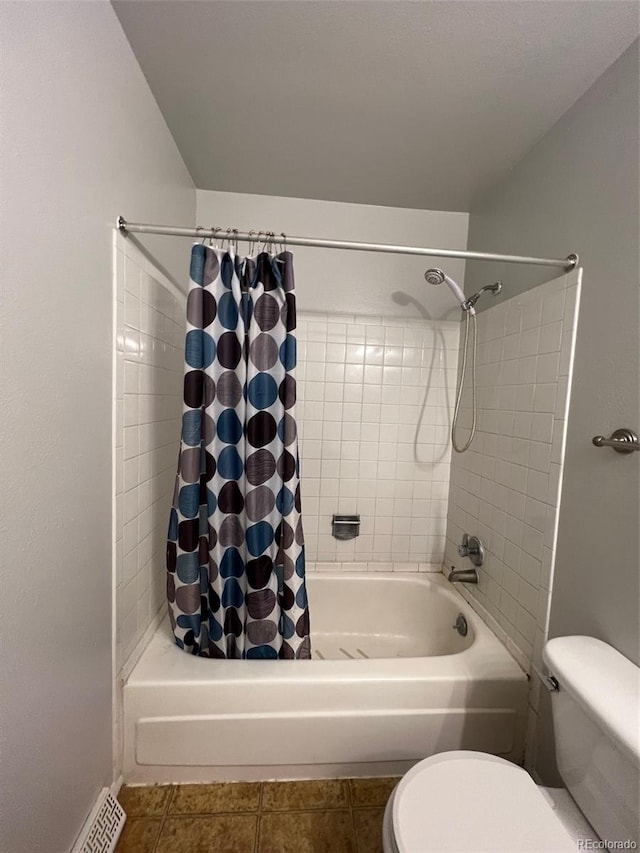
xmin=113 ymin=236 xmax=185 ymax=670
xmin=444 ymin=269 xmax=581 ymax=677
xmin=297 ymin=312 xmax=459 ymax=568
xmin=112 ymin=235 xmax=185 ymax=776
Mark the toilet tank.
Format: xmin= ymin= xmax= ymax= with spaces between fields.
xmin=544 ymin=636 xmax=640 ymax=846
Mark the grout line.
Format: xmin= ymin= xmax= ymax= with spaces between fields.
xmin=349 ymin=807 xmax=360 ymax=853
xmin=163 ymin=809 xmax=262 ymax=818
xmin=267 ymin=806 xmax=347 ymax=814
xmin=167 ymin=789 xmax=174 ymax=814
xmin=254 ymin=783 xmax=263 ymax=853
xmin=150 ymin=816 xmax=164 ymax=853
xmin=346 ymin=778 xmax=354 ymax=809
xmin=163 ymin=785 xmax=176 ymax=815
xmin=150 ymin=785 xmax=173 ymax=853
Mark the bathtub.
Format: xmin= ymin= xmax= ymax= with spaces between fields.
xmin=123 ymin=572 xmax=528 ymax=784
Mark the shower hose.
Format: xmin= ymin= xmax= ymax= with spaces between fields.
xmin=451 ymin=309 xmax=477 ymax=453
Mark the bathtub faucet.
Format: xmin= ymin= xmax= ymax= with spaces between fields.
xmin=448 ymin=567 xmax=478 ymax=584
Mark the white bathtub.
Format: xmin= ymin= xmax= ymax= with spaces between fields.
xmin=123 ymin=572 xmax=528 ymax=784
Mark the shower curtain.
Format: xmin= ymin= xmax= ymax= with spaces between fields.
xmin=167 ymin=244 xmax=310 ymax=659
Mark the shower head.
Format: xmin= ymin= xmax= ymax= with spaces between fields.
xmin=424 ymin=268 xmax=475 ymax=314
xmin=424 ymin=268 xmax=446 ymax=285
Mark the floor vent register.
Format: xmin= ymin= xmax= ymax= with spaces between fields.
xmin=71 ymin=788 xmax=126 ymax=853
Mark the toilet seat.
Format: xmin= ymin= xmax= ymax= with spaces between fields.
xmin=391 ymin=751 xmax=576 ymax=852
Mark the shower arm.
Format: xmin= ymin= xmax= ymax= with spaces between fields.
xmin=463 ymin=282 xmax=503 ymax=311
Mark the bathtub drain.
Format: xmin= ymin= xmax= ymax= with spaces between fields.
xmin=453 ymin=613 xmax=468 ymax=637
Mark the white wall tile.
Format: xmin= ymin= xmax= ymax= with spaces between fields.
xmin=113 ymin=237 xmax=185 ymax=677
xmin=298 ymin=311 xmax=459 ymax=566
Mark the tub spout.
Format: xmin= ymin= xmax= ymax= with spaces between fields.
xmin=448 ymin=568 xmax=478 ymax=584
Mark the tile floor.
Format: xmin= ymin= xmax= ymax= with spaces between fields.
xmin=115 ymin=777 xmax=399 ymax=853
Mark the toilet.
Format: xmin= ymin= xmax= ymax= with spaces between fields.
xmin=383 ymin=636 xmax=640 ymax=852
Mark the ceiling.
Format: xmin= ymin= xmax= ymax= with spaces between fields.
xmin=113 ymin=1 xmax=639 ymax=212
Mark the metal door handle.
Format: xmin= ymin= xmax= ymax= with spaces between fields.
xmin=592 ymin=428 xmax=640 ymax=454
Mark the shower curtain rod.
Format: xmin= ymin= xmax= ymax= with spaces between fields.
xmin=117 ymin=217 xmax=578 ymax=270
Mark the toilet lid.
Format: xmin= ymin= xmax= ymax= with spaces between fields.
xmin=393 ymin=751 xmax=576 ymax=853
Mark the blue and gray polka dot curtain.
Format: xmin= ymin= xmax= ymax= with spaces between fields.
xmin=167 ymin=244 xmax=310 ymax=659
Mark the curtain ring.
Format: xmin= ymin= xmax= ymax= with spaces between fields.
xmin=209 ymin=226 xmax=222 ymax=248
xmin=232 ymin=228 xmax=239 ymax=255
xmin=262 ymin=231 xmax=274 ymax=254
xmin=196 ymin=225 xmax=206 ymax=245
xmin=281 ymin=232 xmax=287 ymax=254
xmin=247 ymin=229 xmax=258 ymax=256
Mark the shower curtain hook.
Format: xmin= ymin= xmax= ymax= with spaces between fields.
xmin=232 ymin=228 xmax=239 ymax=255
xmin=196 ymin=225 xmax=206 ymax=245
xmin=273 ymin=232 xmax=285 ymax=263
xmin=281 ymin=232 xmax=287 ymax=254
xmin=209 ymin=226 xmax=222 ymax=248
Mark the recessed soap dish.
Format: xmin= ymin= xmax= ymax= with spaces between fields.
xmin=332 ymin=514 xmax=361 ymax=540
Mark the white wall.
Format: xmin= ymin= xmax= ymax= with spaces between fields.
xmin=465 ymin=41 xmax=639 ymax=668
xmin=0 ymin=3 xmax=195 ymax=851
xmin=197 ymin=190 xmax=469 ymax=319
